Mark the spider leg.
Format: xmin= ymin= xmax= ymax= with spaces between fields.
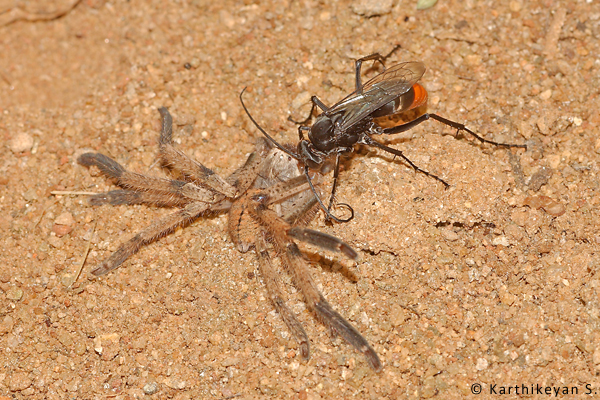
xmin=91 ymin=201 xmax=211 ymax=276
xmin=249 ymin=200 xmax=382 ymax=371
xmin=256 ymin=235 xmax=310 ymax=359
xmin=88 ymin=189 xmax=190 ymax=207
xmin=224 ymin=137 xmax=271 ymax=192
xmin=227 ymin=174 xmax=311 ymax=252
xmin=78 ymin=152 xmax=219 ymax=203
xmin=256 ymin=175 xmax=312 ymax=204
xmin=157 ymin=107 xmax=238 ymax=197
xmin=282 ymin=193 xmax=318 ymax=226
xmin=249 ymin=175 xmax=357 ymax=258
xmin=287 ymin=227 xmax=358 ymax=260
xmin=283 ymin=235 xmax=380 ymax=371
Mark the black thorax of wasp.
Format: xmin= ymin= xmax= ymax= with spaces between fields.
xmin=241 ymin=48 xmax=526 ymax=223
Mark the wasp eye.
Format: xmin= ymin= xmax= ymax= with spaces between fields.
xmin=309 ymin=117 xmax=335 ymax=152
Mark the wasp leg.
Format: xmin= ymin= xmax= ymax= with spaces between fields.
xmin=288 ymin=95 xmax=330 ymax=126
xmin=325 ymin=152 xmax=341 ymax=218
xmin=382 ymin=113 xmax=527 ymax=149
xmin=363 ymin=136 xmax=450 ymax=188
xmin=303 ymin=166 xmax=354 ymax=223
xmin=354 ymin=44 xmax=402 ymax=93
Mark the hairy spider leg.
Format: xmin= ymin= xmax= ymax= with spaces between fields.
xmin=256 ymin=234 xmax=311 ymax=359
xmin=79 ymin=109 xmax=268 ymax=275
xmin=157 ymin=107 xmax=237 ymax=197
xmin=244 ymin=185 xmax=381 ymax=371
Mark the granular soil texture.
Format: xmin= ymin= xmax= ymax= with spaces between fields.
xmin=1 ymin=0 xmax=599 ymax=398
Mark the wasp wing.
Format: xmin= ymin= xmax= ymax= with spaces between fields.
xmin=326 ymin=61 xmax=426 ymax=132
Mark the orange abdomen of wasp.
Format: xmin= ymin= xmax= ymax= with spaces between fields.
xmin=408 ymin=83 xmax=428 ymax=111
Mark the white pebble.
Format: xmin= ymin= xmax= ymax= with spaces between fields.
xmin=9 ymin=132 xmax=34 ymax=153
xmin=351 ymin=0 xmax=393 ymax=17
xmin=475 ymin=357 xmax=489 ymax=370
xmin=55 ymin=212 xmax=75 ymax=226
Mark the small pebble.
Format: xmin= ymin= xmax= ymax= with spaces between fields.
xmin=47 ymin=235 xmax=63 ymax=249
xmin=0 ymin=315 xmax=14 ymax=334
xmin=222 ymin=357 xmax=239 ymax=367
xmin=52 ymin=224 xmax=72 ymax=237
xmin=291 ymin=91 xmax=311 ymax=110
xmin=93 ymin=337 xmax=103 ymax=354
xmin=421 ymin=375 xmax=437 ymax=398
xmin=593 ymin=347 xmax=600 ymax=365
xmin=189 ymin=58 xmax=200 ymax=68
xmin=22 ymin=189 xmax=38 ymax=201
xmin=544 ymin=201 xmax=566 ymax=217
xmin=499 ymin=287 xmax=516 ymax=305
xmin=163 ymin=377 xmax=186 ymax=390
xmin=8 ymin=372 xmax=31 ymax=391
xmin=175 ymin=113 xmax=196 ymax=126
xmin=440 ymin=228 xmax=460 ymax=241
xmin=509 ymin=0 xmax=521 ymax=11
xmin=9 ymin=132 xmax=34 ymax=153
xmin=351 ymin=0 xmax=393 ymax=17
xmin=57 ymin=330 xmax=74 ymax=347
xmin=492 ymin=236 xmax=510 ymax=247
xmin=209 ymin=333 xmax=222 ymax=345
xmin=539 ymin=89 xmax=552 ymax=100
xmin=60 ymin=273 xmax=74 ymax=287
xmin=524 ymin=195 xmax=566 ymax=217
xmin=75 ymin=340 xmax=87 ymax=355
xmin=6 ymin=286 xmax=23 ymax=301
xmin=53 ymin=212 xmax=75 ymax=237
xmin=528 ymin=166 xmax=553 ymax=191
xmin=475 ymin=357 xmax=489 ymax=371
xmin=388 ymin=304 xmax=408 ymax=327
xmin=143 ymin=382 xmax=159 ymax=395
xmin=55 ymin=212 xmax=75 ymax=226
xmin=417 ymin=0 xmax=438 ymax=10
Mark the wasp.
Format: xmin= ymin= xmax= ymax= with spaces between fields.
xmin=241 ymin=47 xmax=526 ymax=222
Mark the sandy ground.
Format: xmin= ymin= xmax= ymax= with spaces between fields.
xmin=1 ymin=0 xmax=600 ymax=398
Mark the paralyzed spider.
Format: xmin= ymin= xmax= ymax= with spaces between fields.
xmin=78 ymin=107 xmax=382 ymax=371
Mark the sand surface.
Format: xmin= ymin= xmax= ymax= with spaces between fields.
xmin=1 ymin=0 xmax=599 ymax=398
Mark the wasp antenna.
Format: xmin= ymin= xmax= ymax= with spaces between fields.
xmin=239 ymin=88 xmax=300 ymax=160
xmin=383 ymin=44 xmax=402 ymax=61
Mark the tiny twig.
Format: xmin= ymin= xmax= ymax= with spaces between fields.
xmin=398 ymin=303 xmax=421 ymax=317
xmin=221 ymin=394 xmax=242 ymax=400
xmin=67 ymin=219 xmax=97 ymax=289
xmin=51 ymin=190 xmax=98 ymax=196
xmin=33 ymin=199 xmax=58 ymax=230
xmin=0 ymin=67 xmax=12 ymax=86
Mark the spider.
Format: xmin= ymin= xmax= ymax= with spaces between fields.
xmin=78 ymin=107 xmax=382 ymax=371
